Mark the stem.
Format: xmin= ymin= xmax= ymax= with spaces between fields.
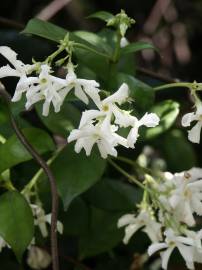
xmin=0 ymin=83 xmax=59 ymax=270
xmin=108 ymin=158 xmax=146 ymax=191
xmin=154 ymin=82 xmax=191 ymax=91
xmin=112 ymin=31 xmax=121 ymax=62
xmin=22 ymin=147 xmax=64 ymax=194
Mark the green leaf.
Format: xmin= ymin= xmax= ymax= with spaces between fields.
xmin=62 ymin=197 xmax=89 ymax=235
xmin=50 ymin=144 xmax=106 ymax=209
xmin=161 ymin=129 xmax=197 ymax=171
xmin=0 ymin=128 xmax=55 ymax=173
xmin=121 ymin=41 xmax=158 ymax=55
xmin=87 ymin=11 xmax=114 ymax=22
xmin=79 ymin=207 xmax=123 ymax=259
xmin=113 ymin=73 xmax=155 ymax=111
xmin=0 ymin=191 xmax=34 ymax=261
xmin=143 ymin=100 xmax=180 ymax=140
xmin=22 ymin=19 xmax=110 ymax=58
xmin=84 ymin=178 xmax=142 ymax=212
xmin=36 ymin=102 xmax=80 ymax=137
xmin=22 ymin=18 xmax=67 ymax=42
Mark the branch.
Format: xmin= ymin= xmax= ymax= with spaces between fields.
xmin=0 ymin=16 xmax=24 ymax=30
xmin=0 ymin=82 xmax=59 ymax=270
xmin=136 ymin=67 xmax=180 ymax=83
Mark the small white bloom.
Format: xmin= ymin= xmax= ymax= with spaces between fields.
xmin=182 ymin=103 xmax=202 ymax=143
xmin=27 ymin=246 xmax=51 ymax=270
xmin=148 ymin=229 xmax=195 ymax=270
xmin=118 ymin=210 xmax=162 ymax=244
xmin=65 ymin=63 xmax=100 ymax=106
xmin=168 ymin=168 xmax=202 ymax=226
xmin=120 ymin=37 xmax=129 ymax=48
xmin=127 ymin=113 xmax=160 ymax=148
xmin=68 ymin=115 xmax=128 ymax=158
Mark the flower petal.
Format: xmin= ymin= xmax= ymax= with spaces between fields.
xmin=188 ymin=121 xmax=202 ymax=143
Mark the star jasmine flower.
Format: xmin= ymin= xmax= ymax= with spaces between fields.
xmin=0 ymin=46 xmax=35 ymax=79
xmin=118 ymin=210 xmax=162 ymax=244
xmin=148 ymin=229 xmax=195 ymax=270
xmin=168 ymin=168 xmax=202 ymax=226
xmin=14 ymin=64 xmax=68 ymax=116
xmin=68 ymin=115 xmax=128 ymax=158
xmin=127 ymin=113 xmax=160 ymax=148
xmin=182 ymin=102 xmax=202 ymax=143
xmin=65 ymin=63 xmax=100 ymax=106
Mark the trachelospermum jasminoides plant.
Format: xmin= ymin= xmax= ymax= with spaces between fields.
xmin=0 ymin=9 xmax=202 ymax=270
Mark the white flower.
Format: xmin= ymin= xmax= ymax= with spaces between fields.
xmin=27 ymin=246 xmax=51 ymax=270
xmin=65 ymin=63 xmax=100 ymax=106
xmin=17 ymin=64 xmax=69 ymax=116
xmin=148 ymin=229 xmax=195 ymax=270
xmin=118 ymin=210 xmax=162 ymax=244
xmin=182 ymin=103 xmax=202 ymax=143
xmin=127 ymin=113 xmax=160 ymax=148
xmin=0 ymin=46 xmax=35 ymax=79
xmin=31 ymin=203 xmax=63 ymax=237
xmin=68 ymin=114 xmax=128 ymax=158
xmin=168 ymin=168 xmax=202 ymax=226
xmin=120 ymin=37 xmax=129 ymax=48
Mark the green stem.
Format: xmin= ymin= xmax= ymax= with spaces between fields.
xmin=154 ymin=82 xmax=191 ymax=91
xmin=108 ymin=158 xmax=146 ymax=191
xmin=112 ymin=31 xmax=121 ymax=62
xmin=22 ymin=147 xmax=64 ymax=194
xmin=115 ymin=155 xmax=135 ymax=166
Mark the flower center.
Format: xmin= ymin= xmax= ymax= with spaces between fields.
xmin=40 ymin=78 xmax=47 ymax=84
xmin=102 ymin=104 xmax=109 ymax=112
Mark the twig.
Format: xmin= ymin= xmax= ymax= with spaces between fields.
xmin=60 ymin=253 xmax=92 ymax=270
xmin=0 ymin=16 xmax=24 ymax=30
xmin=36 ymin=0 xmax=73 ymax=21
xmin=0 ymin=82 xmax=59 ymax=270
xmin=136 ymin=67 xmax=180 ymax=83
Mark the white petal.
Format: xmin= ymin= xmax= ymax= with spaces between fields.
xmin=161 ymin=247 xmax=174 ymax=270
xmin=139 ymin=113 xmax=160 ymax=127
xmin=181 ymin=112 xmax=196 ymax=127
xmin=148 ymin=243 xmax=168 ymax=256
xmin=0 ymin=65 xmax=21 ymax=78
xmin=74 ymin=85 xmax=89 ymax=104
xmin=127 ymin=126 xmax=139 ymax=148
xmin=177 ymin=244 xmax=194 ymax=269
xmin=42 ymin=101 xmax=51 ymax=116
xmin=79 ymin=110 xmax=104 ymax=128
xmin=188 ymin=121 xmax=202 ymax=143
xmin=117 ymin=214 xmax=135 ymax=228
xmin=123 ymin=224 xmax=141 ymax=244
xmin=102 ymin=83 xmax=129 ymax=105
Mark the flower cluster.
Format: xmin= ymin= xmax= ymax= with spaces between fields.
xmin=0 ymin=46 xmax=100 ymax=116
xmin=118 ymin=167 xmax=202 ymax=269
xmin=0 ymin=46 xmax=160 ymax=158
xmin=68 ymin=83 xmax=160 ymax=158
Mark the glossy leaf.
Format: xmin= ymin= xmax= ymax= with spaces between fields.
xmin=87 ymin=11 xmax=114 ymax=22
xmin=79 ymin=207 xmax=124 ymax=259
xmin=143 ymin=100 xmax=180 ymax=139
xmin=121 ymin=41 xmax=158 ymax=55
xmin=0 ymin=191 xmax=34 ymax=261
xmin=22 ymin=19 xmax=110 ymax=58
xmin=49 ymin=144 xmax=106 ymax=209
xmin=84 ymin=178 xmax=142 ymax=212
xmin=0 ymin=128 xmax=55 ymax=173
